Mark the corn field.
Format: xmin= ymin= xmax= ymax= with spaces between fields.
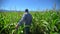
xmin=0 ymin=10 xmax=60 ymax=34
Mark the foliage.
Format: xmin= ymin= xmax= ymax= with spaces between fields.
xmin=0 ymin=11 xmax=60 ymax=34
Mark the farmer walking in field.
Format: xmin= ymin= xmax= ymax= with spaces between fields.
xmin=15 ymin=9 xmax=32 ymax=34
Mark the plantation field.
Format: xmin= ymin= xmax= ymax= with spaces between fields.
xmin=0 ymin=10 xmax=60 ymax=34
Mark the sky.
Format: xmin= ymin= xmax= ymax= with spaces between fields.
xmin=0 ymin=0 xmax=60 ymax=11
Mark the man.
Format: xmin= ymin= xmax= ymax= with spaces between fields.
xmin=15 ymin=9 xmax=32 ymax=34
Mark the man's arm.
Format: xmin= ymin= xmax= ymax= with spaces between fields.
xmin=15 ymin=14 xmax=27 ymax=29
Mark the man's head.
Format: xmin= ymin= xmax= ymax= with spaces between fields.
xmin=25 ymin=9 xmax=29 ymax=12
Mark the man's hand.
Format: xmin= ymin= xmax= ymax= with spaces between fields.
xmin=13 ymin=24 xmax=19 ymax=34
xmin=15 ymin=24 xmax=19 ymax=29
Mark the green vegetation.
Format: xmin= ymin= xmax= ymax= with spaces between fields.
xmin=0 ymin=10 xmax=60 ymax=34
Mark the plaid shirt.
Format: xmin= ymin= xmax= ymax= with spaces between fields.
xmin=18 ymin=12 xmax=32 ymax=26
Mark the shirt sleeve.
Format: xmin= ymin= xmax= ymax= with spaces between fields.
xmin=18 ymin=14 xmax=27 ymax=26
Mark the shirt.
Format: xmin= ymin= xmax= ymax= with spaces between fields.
xmin=18 ymin=12 xmax=32 ymax=26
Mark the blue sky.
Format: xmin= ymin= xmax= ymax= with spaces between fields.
xmin=0 ymin=0 xmax=60 ymax=11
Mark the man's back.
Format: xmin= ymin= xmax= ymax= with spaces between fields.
xmin=17 ymin=12 xmax=32 ymax=26
xmin=24 ymin=12 xmax=32 ymax=25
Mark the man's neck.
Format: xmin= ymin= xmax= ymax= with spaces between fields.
xmin=25 ymin=12 xmax=29 ymax=13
